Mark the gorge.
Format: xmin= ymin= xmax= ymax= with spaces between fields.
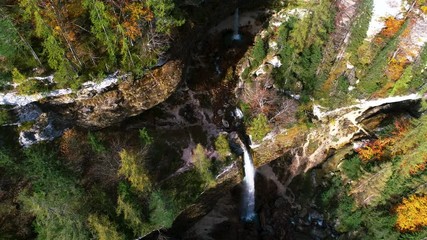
xmin=1 ymin=0 xmax=427 ymax=240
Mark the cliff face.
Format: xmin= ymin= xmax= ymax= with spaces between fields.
xmin=57 ymin=60 xmax=184 ymax=128
xmin=59 ymin=61 xmax=183 ymax=128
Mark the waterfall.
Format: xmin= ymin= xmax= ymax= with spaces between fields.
xmin=241 ymin=143 xmax=256 ymax=221
xmin=235 ymin=107 xmax=244 ymax=119
xmin=232 ymin=8 xmax=241 ymax=41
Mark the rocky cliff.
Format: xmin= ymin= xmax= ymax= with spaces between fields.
xmin=50 ymin=60 xmax=184 ymax=128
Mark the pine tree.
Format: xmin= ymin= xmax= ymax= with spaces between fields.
xmin=84 ymin=0 xmax=118 ymax=64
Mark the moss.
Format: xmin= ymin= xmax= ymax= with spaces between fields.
xmin=241 ymin=67 xmax=251 ymax=81
xmin=0 ymin=109 xmax=11 ymax=125
xmin=18 ymin=121 xmax=35 ymax=132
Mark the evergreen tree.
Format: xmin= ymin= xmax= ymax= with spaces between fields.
xmin=19 ymin=146 xmax=90 ymax=240
xmin=84 ymin=0 xmax=118 ymax=65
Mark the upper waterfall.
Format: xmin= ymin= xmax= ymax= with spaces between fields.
xmin=232 ymin=8 xmax=241 ymax=41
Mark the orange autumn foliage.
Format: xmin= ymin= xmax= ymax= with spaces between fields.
xmin=373 ymin=17 xmax=404 ymax=45
xmin=356 ymin=138 xmax=392 ymax=162
xmin=381 ymin=17 xmax=404 ymax=38
xmin=392 ymin=118 xmax=410 ymax=137
xmin=409 ymin=156 xmax=427 ymax=175
xmin=122 ymin=3 xmax=153 ymax=40
xmin=60 ymin=128 xmax=79 ymax=156
xmin=372 ymin=36 xmax=385 ymax=45
xmin=396 ymin=195 xmax=427 ymax=232
xmin=386 ymin=58 xmax=406 ymax=81
xmin=356 ymin=118 xmax=409 ymax=162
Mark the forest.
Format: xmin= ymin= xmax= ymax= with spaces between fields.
xmin=1 ymin=0 xmax=427 ymax=239
xmin=0 ymin=0 xmax=184 ymax=91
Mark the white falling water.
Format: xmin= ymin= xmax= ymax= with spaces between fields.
xmin=242 ymin=143 xmax=256 ymax=221
xmin=232 ymin=8 xmax=241 ymax=41
xmin=235 ymin=107 xmax=244 ymax=119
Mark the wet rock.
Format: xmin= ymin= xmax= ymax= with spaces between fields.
xmin=170 ymin=163 xmax=242 ymax=236
xmin=180 ymin=104 xmax=198 ymax=124
xmin=18 ymin=112 xmax=67 ymax=147
xmin=222 ymin=119 xmax=230 ymax=128
xmin=274 ymin=197 xmax=286 ymax=209
xmin=308 ymin=210 xmax=323 ymax=224
xmin=310 ymin=227 xmax=327 ymax=240
xmin=298 ymin=208 xmax=308 ymax=218
xmin=261 ymin=225 xmax=274 ymax=235
xmin=17 ymin=103 xmax=42 ymax=123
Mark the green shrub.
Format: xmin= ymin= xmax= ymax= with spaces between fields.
xmin=0 ymin=148 xmax=17 ymax=172
xmin=12 ymin=68 xmax=25 ymax=84
xmin=409 ymin=45 xmax=427 ymax=91
xmin=341 ymin=155 xmax=362 ymax=180
xmin=357 ymin=20 xmax=408 ymax=95
xmin=0 ymin=13 xmax=26 ymax=72
xmin=139 ymin=128 xmax=153 ymax=145
xmin=274 ymin=1 xmax=334 ymax=96
xmin=214 ymin=134 xmax=230 ymax=161
xmin=148 ymin=190 xmax=178 ymax=229
xmin=18 ymin=121 xmax=35 ymax=132
xmin=19 ymin=145 xmax=91 ymax=239
xmin=241 ymin=67 xmax=251 ymax=81
xmin=320 ymin=176 xmax=341 ymax=208
xmin=361 ymin=210 xmax=399 ymax=239
xmin=247 ymin=114 xmax=271 ymax=142
xmin=116 ymin=188 xmax=145 ymax=236
xmin=252 ymin=37 xmax=266 ymax=67
xmin=88 ymin=132 xmax=106 ymax=154
xmin=0 ymin=109 xmax=11 ymax=125
xmin=357 ymin=41 xmax=374 ymax=65
xmin=146 ymin=0 xmax=185 ymax=35
xmin=160 ymin=168 xmax=207 ymax=210
xmin=17 ymin=79 xmax=47 ymax=95
xmin=391 ymin=66 xmax=412 ymax=96
xmin=192 ymin=144 xmax=215 ymax=187
xmin=335 ymin=194 xmax=363 ymax=232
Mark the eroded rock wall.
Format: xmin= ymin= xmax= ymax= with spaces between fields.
xmin=47 ymin=61 xmax=183 ymax=128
